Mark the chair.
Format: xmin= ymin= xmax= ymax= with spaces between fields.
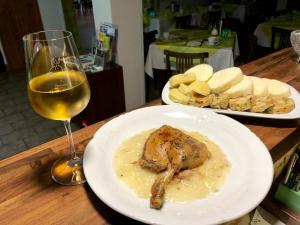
xmin=164 ymin=50 xmax=208 ymax=82
xmin=174 ymin=15 xmax=192 ymax=29
xmin=271 ymin=27 xmax=292 ymax=50
xmin=156 ymin=50 xmax=207 ymax=92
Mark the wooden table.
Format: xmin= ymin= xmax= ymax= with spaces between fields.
xmin=1 ymin=48 xmax=300 ymax=224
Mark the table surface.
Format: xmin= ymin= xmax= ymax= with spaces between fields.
xmin=155 ymin=29 xmax=235 ymax=56
xmin=145 ymin=29 xmax=238 ymax=78
xmin=1 ymin=48 xmax=300 ymax=224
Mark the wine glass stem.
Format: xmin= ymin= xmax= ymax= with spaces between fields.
xmin=64 ymin=120 xmax=77 ymax=160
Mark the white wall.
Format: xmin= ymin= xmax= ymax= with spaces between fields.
xmin=276 ymin=0 xmax=288 ymax=11
xmin=92 ymin=0 xmax=112 ymax=30
xmin=92 ymin=0 xmax=145 ymax=111
xmin=37 ymin=0 xmax=66 ymax=30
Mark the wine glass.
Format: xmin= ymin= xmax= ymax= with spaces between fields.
xmin=23 ymin=30 xmax=91 ymax=185
xmin=290 ymin=30 xmax=300 ymax=63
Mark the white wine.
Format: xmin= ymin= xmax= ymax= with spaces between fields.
xmin=28 ymin=70 xmax=90 ymax=121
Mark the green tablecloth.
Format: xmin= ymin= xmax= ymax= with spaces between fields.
xmin=155 ymin=29 xmax=235 ymax=57
xmin=261 ymin=13 xmax=300 ymax=44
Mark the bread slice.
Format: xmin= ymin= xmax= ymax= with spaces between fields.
xmin=263 ymin=78 xmax=291 ymax=97
xmin=250 ymin=76 xmax=268 ymax=97
xmin=185 ymin=64 xmax=213 ymax=81
xmin=169 ymin=73 xmax=196 ymax=88
xmin=224 ymin=75 xmax=253 ymax=98
xmin=208 ymin=67 xmax=243 ymax=93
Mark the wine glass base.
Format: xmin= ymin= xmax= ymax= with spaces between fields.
xmin=51 ymin=153 xmax=86 ymax=185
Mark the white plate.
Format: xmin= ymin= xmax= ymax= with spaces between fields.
xmin=186 ymin=41 xmax=202 ymax=46
xmin=83 ymin=105 xmax=273 ymax=225
xmin=162 ymin=82 xmax=300 ymax=119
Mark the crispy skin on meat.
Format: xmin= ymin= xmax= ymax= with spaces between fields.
xmin=139 ymin=125 xmax=210 ymax=209
xmin=139 ymin=127 xmax=172 ymax=173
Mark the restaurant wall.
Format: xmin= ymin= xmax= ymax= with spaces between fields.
xmin=276 ymin=0 xmax=288 ymax=11
xmin=92 ymin=0 xmax=145 ymax=111
xmin=92 ymin=0 xmax=112 ymax=29
xmin=37 ymin=0 xmax=66 ymax=30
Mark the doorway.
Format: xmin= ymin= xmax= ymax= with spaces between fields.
xmin=62 ymin=0 xmax=96 ymax=54
xmin=0 ymin=0 xmax=43 ymax=71
xmin=75 ymin=0 xmax=96 ymax=54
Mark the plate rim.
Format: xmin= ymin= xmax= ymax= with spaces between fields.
xmin=161 ymin=81 xmax=300 ymax=119
xmin=83 ymin=105 xmax=274 ymax=225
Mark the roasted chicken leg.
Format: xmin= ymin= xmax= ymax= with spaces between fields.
xmin=139 ymin=125 xmax=210 ymax=209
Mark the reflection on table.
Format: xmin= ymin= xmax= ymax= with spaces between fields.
xmin=254 ymin=12 xmax=300 ymax=47
xmin=145 ymin=29 xmax=239 ymax=78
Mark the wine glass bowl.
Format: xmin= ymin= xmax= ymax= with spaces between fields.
xmin=23 ymin=30 xmax=91 ymax=185
xmin=290 ymin=30 xmax=300 ymax=63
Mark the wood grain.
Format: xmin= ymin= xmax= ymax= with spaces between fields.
xmin=1 ymin=48 xmax=300 ymax=224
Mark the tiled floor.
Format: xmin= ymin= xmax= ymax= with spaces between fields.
xmin=0 ymin=71 xmax=82 ymax=160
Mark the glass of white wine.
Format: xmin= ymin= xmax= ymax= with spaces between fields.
xmin=290 ymin=30 xmax=300 ymax=63
xmin=23 ymin=30 xmax=91 ymax=185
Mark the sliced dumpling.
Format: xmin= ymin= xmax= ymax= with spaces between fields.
xmin=223 ymin=75 xmax=253 ymax=98
xmin=185 ymin=64 xmax=213 ymax=81
xmin=208 ymin=67 xmax=243 ymax=94
xmin=263 ymin=78 xmax=291 ymax=97
xmin=250 ymin=76 xmax=268 ymax=97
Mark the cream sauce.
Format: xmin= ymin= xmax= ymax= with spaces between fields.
xmin=113 ymin=128 xmax=231 ymax=203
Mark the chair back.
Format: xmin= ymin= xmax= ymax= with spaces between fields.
xmin=271 ymin=27 xmax=292 ymax=50
xmin=174 ymin=15 xmax=192 ymax=29
xmin=164 ymin=50 xmax=208 ymax=74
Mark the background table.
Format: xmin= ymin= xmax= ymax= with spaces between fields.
xmin=145 ymin=29 xmax=239 ymax=78
xmin=144 ymin=17 xmax=172 ymax=37
xmin=254 ymin=13 xmax=300 ymax=47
